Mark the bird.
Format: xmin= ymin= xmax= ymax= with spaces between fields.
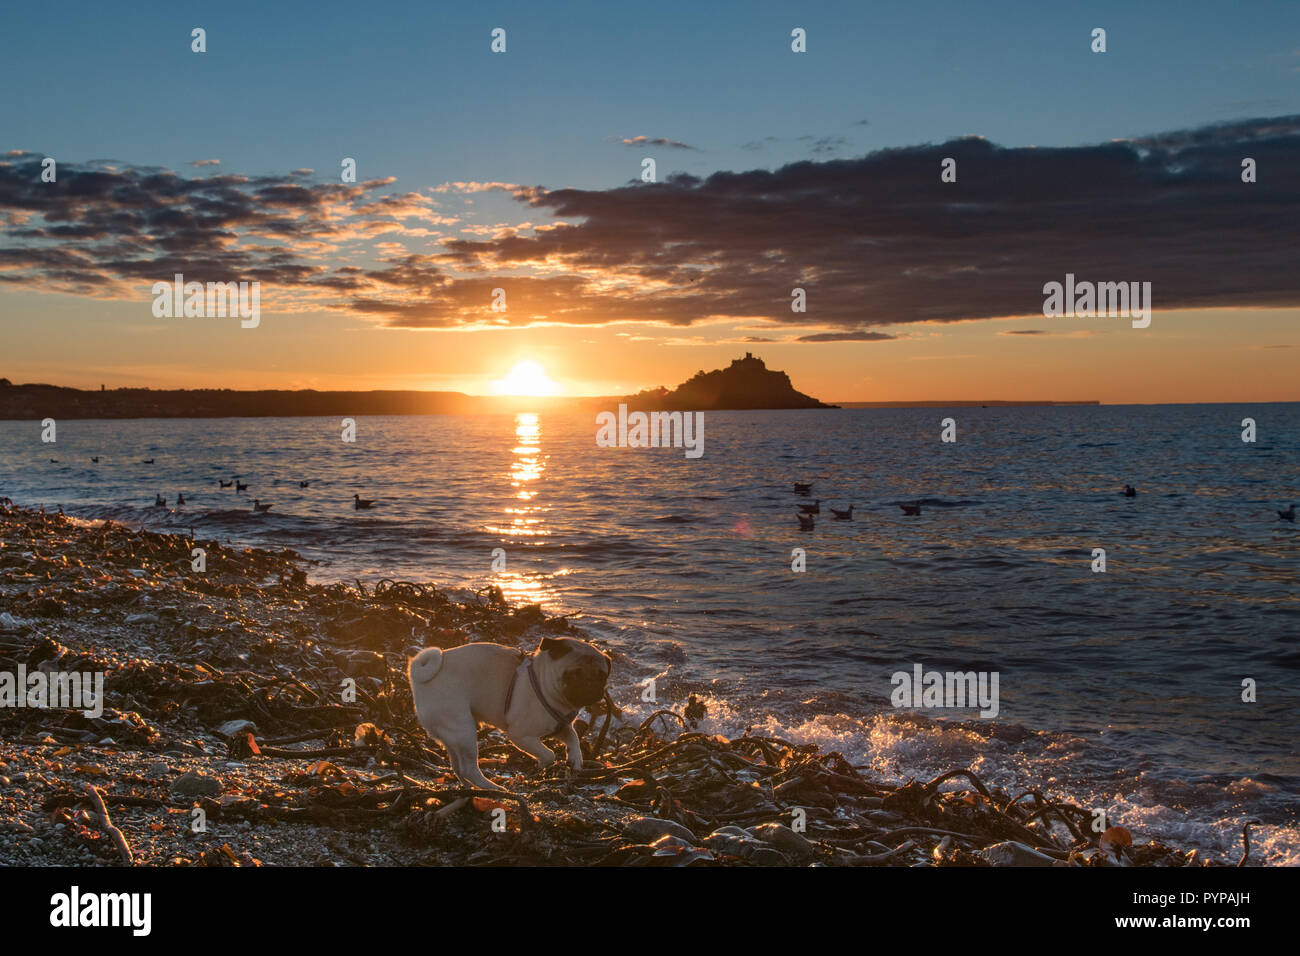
xmin=1279 ymin=504 xmax=1296 ymax=521
xmin=49 ymin=458 xmax=58 ymax=463
xmin=252 ymin=499 xmax=273 ymax=513
xmin=142 ymin=459 xmax=155 ymax=464
xmin=354 ymin=494 xmax=376 ymax=510
xmin=90 ymin=457 xmax=99 ymax=463
xmin=830 ymin=505 xmax=854 ymax=520
xmin=797 ymin=500 xmax=820 ymax=515
xmin=1124 ymin=485 xmax=1137 ymax=497
xmin=299 ymin=480 xmax=311 ymax=488
xmin=154 ymin=494 xmax=166 ymax=507
xmin=235 ymin=481 xmax=248 ymax=492
xmin=900 ymin=502 xmax=922 ymax=516
xmin=797 ymin=513 xmax=815 ymax=531
xmin=793 ymin=482 xmax=813 ymax=496
xmin=176 ymin=493 xmax=186 ymax=506
xmin=219 ymin=479 xmax=233 ymax=488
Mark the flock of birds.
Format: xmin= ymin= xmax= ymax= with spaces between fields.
xmin=792 ymin=481 xmax=1295 ymax=530
xmin=153 ymin=479 xmax=379 ymax=514
xmin=792 ymin=481 xmax=921 ymax=531
xmin=50 ymin=457 xmax=380 ymax=515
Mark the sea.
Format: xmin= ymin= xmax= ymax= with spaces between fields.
xmin=2 ymin=404 xmax=1297 ymax=864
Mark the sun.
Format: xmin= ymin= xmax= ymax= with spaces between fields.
xmin=492 ymin=360 xmax=561 ymax=397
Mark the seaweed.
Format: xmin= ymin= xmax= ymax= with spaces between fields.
xmin=0 ymin=503 xmax=1246 ymax=866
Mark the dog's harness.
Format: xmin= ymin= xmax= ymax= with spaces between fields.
xmin=504 ymin=655 xmax=577 ymax=733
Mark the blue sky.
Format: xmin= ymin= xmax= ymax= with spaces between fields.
xmin=6 ymin=0 xmax=1294 ymax=191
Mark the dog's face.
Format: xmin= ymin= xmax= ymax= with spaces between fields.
xmin=540 ymin=636 xmax=611 ymax=707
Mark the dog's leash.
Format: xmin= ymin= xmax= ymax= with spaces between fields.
xmin=504 ymin=656 xmax=578 ymax=732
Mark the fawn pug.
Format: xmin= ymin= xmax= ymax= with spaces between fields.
xmin=408 ymin=636 xmax=611 ymax=792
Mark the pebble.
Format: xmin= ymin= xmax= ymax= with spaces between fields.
xmin=218 ymin=719 xmax=257 ymax=738
xmin=125 ymin=613 xmax=160 ymax=625
xmin=171 ymin=770 xmax=223 ymax=796
xmin=979 ymin=841 xmax=1058 ymax=867
xmin=623 ymin=816 xmax=697 ymax=844
xmin=144 ymin=761 xmax=170 ymax=780
xmin=748 ymin=822 xmax=817 ymax=861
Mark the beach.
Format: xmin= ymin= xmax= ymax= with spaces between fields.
xmin=0 ymin=502 xmax=1255 ymax=867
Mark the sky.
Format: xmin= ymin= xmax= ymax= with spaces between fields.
xmin=1 ymin=0 xmax=1298 ymax=403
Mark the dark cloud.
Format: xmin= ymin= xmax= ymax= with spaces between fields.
xmin=1001 ymin=329 xmax=1047 ymax=335
xmin=3 ymin=116 xmax=1299 ymax=331
xmin=620 ymin=136 xmax=695 ymax=150
xmin=796 ymin=331 xmax=896 ymax=342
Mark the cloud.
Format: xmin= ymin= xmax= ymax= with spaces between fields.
xmin=3 ymin=115 xmax=1300 ymax=332
xmin=188 ymin=159 xmax=220 ymax=167
xmin=620 ymin=136 xmax=695 ymax=150
xmin=796 ymin=331 xmax=896 ymax=342
xmin=1000 ymin=329 xmax=1047 ymax=335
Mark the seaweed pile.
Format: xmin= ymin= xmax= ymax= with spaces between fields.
xmin=0 ymin=502 xmax=1253 ymax=866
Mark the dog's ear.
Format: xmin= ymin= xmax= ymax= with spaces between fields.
xmin=539 ymin=637 xmax=572 ymax=658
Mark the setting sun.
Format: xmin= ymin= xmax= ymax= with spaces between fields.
xmin=491 ymin=360 xmax=561 ymax=397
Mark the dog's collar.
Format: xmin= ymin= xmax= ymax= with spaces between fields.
xmin=504 ymin=657 xmax=577 ymax=732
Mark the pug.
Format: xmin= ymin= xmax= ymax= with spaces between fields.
xmin=407 ymin=636 xmax=611 ymax=792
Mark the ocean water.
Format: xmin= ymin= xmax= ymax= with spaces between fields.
xmin=2 ymin=405 xmax=1297 ymax=863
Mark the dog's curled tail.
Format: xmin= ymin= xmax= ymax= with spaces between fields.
xmin=407 ymin=647 xmax=445 ymax=687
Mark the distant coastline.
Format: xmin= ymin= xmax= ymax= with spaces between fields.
xmin=836 ymin=400 xmax=1101 ymax=408
xmin=0 ymin=354 xmax=840 ymax=419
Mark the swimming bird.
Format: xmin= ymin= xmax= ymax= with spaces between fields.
xmin=830 ymin=505 xmax=854 ymax=520
xmin=219 ymin=479 xmax=233 ymax=488
xmin=176 ymin=493 xmax=186 ymax=506
xmin=1279 ymin=504 xmax=1296 ymax=521
xmin=900 ymin=502 xmax=922 ymax=516
xmin=1124 ymin=485 xmax=1137 ymax=497
xmin=91 ymin=457 xmax=99 ymax=463
xmin=797 ymin=512 xmax=815 ymax=531
xmin=235 ymin=481 xmax=248 ymax=492
xmin=142 ymin=459 xmax=155 ymax=464
xmin=155 ymin=494 xmax=165 ymax=507
xmin=797 ymin=500 xmax=820 ymax=514
xmin=354 ymin=494 xmax=376 ymax=510
xmin=300 ymin=480 xmax=311 ymax=488
xmin=252 ymin=499 xmax=272 ymax=513
xmin=793 ymin=482 xmax=813 ymax=496
xmin=49 ymin=458 xmax=58 ymax=463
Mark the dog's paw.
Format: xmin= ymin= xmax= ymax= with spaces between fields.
xmin=535 ymin=751 xmax=556 ymax=769
xmin=567 ymin=754 xmax=583 ymax=771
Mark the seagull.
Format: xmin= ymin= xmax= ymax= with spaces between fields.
xmin=354 ymin=494 xmax=376 ymax=510
xmin=142 ymin=459 xmax=155 ymax=464
xmin=299 ymin=480 xmax=311 ymax=488
xmin=235 ymin=481 xmax=248 ymax=492
xmin=1279 ymin=504 xmax=1296 ymax=521
xmin=252 ymin=499 xmax=273 ymax=513
xmin=830 ymin=505 xmax=854 ymax=520
xmin=793 ymin=482 xmax=813 ymax=496
xmin=219 ymin=479 xmax=233 ymax=488
xmin=797 ymin=513 xmax=815 ymax=531
xmin=176 ymin=493 xmax=186 ymax=506
xmin=91 ymin=457 xmax=99 ymax=463
xmin=900 ymin=502 xmax=922 ymax=516
xmin=155 ymin=494 xmax=166 ymax=507
xmin=1124 ymin=485 xmax=1137 ymax=497
xmin=797 ymin=500 xmax=820 ymax=515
